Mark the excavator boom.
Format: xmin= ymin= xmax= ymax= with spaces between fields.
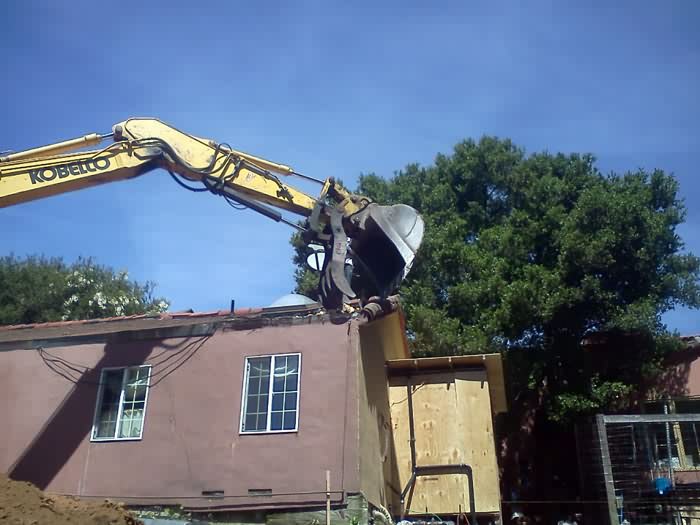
xmin=0 ymin=118 xmax=424 ymax=309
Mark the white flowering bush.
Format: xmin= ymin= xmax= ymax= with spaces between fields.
xmin=0 ymin=255 xmax=170 ymax=325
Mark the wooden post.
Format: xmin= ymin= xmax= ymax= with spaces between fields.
xmin=596 ymin=415 xmax=619 ymax=525
xmin=326 ymin=470 xmax=331 ymax=525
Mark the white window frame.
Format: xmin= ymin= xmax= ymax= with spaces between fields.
xmin=239 ymin=353 xmax=302 ymax=435
xmin=91 ymin=365 xmax=152 ymax=442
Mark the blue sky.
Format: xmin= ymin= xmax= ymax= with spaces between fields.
xmin=1 ymin=1 xmax=698 ymax=334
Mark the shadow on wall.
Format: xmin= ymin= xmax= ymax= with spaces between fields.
xmin=651 ymin=345 xmax=700 ymax=398
xmin=8 ymin=336 xmax=208 ymax=490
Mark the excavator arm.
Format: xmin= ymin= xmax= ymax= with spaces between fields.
xmin=0 ymin=118 xmax=424 ymax=310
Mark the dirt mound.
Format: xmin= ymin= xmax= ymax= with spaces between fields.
xmin=0 ymin=474 xmax=142 ymax=525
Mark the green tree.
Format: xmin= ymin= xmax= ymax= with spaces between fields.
xmin=0 ymin=255 xmax=169 ymax=325
xmin=292 ymin=137 xmax=700 ymax=422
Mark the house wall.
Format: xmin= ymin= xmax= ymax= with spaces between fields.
xmin=0 ymin=320 xmax=361 ymax=510
xmin=678 ymin=354 xmax=700 ymax=397
xmin=648 ymin=344 xmax=700 ymax=399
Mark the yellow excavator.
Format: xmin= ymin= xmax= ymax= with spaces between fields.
xmin=0 ymin=118 xmax=424 ymax=309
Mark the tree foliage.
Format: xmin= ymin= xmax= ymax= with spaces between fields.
xmin=0 ymin=255 xmax=170 ymax=325
xmin=292 ymin=137 xmax=700 ymax=421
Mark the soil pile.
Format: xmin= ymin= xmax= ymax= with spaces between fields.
xmin=0 ymin=474 xmax=143 ymax=525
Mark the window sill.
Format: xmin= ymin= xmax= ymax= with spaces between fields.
xmin=90 ymin=437 xmax=143 ymax=443
xmin=239 ymin=429 xmax=298 ymax=436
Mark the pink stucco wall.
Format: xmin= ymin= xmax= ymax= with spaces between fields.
xmin=680 ymin=353 xmax=700 ymax=397
xmin=0 ymin=320 xmax=361 ymax=510
xmin=652 ymin=346 xmax=700 ymax=399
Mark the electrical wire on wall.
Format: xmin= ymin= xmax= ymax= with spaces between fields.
xmin=38 ymin=346 xmax=99 ymax=385
xmin=147 ymin=336 xmax=209 ymax=387
xmin=36 ymin=335 xmax=211 ymax=388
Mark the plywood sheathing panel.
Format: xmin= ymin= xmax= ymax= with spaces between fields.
xmin=389 ymin=370 xmax=501 ymax=515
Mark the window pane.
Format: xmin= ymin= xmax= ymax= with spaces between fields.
xmin=120 ymin=417 xmax=133 ymax=438
xmin=256 ymin=411 xmax=268 ymax=431
xmin=94 ymin=370 xmax=124 ymax=439
xmin=118 ymin=367 xmax=149 ymax=438
xmin=272 ymin=394 xmax=284 ymax=411
xmin=97 ymin=420 xmax=115 ymax=437
xmin=652 ymin=422 xmax=679 ymax=466
xmin=272 ymin=356 xmax=299 ymax=391
xmin=122 ymin=401 xmax=145 ymax=414
xmin=124 ymin=384 xmax=147 ymax=403
xmin=270 ymin=411 xmax=283 ymax=431
xmin=129 ymin=420 xmax=142 ymax=437
xmin=137 ymin=384 xmax=146 ymax=401
xmin=98 ymin=403 xmax=120 ymax=423
xmin=248 ymin=357 xmax=270 ymax=378
xmin=102 ymin=370 xmax=123 ymax=403
xmin=126 ymin=366 xmax=148 ymax=385
xmin=272 ymin=355 xmax=299 ymax=430
xmin=257 ymin=393 xmax=269 ymax=413
xmin=680 ymin=422 xmax=700 ymax=467
xmin=286 ymin=355 xmax=299 ymax=373
xmin=245 ymin=414 xmax=257 ymax=431
xmin=119 ymin=408 xmax=144 ymax=438
xmin=242 ymin=357 xmax=271 ymax=432
xmin=94 ymin=367 xmax=151 ymax=440
xmin=245 ymin=411 xmax=268 ymax=432
xmin=286 ymin=373 xmax=298 ymax=392
xmin=283 ymin=411 xmax=296 ymax=430
xmin=125 ymin=367 xmax=137 ymax=383
xmin=246 ymin=394 xmax=257 ymax=411
xmin=242 ymin=355 xmax=299 ymax=433
xmin=285 ymin=393 xmax=297 ymax=411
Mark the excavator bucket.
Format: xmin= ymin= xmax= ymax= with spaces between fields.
xmin=319 ymin=203 xmax=424 ymax=308
xmin=350 ymin=203 xmax=424 ymax=298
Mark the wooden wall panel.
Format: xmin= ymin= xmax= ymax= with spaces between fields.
xmin=357 ymin=314 xmax=404 ymax=509
xmin=389 ymin=369 xmax=501 ymax=515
